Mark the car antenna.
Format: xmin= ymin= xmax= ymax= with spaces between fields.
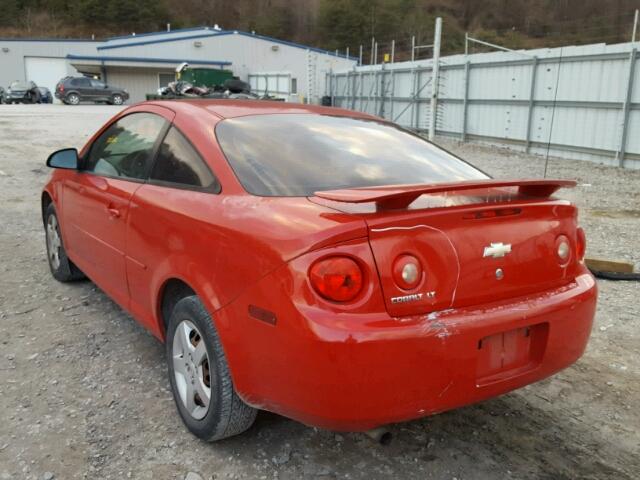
xmin=544 ymin=46 xmax=563 ymax=178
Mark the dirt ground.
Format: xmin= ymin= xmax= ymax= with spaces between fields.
xmin=0 ymin=104 xmax=639 ymax=480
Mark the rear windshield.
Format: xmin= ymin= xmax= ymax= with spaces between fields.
xmin=215 ymin=114 xmax=488 ymax=196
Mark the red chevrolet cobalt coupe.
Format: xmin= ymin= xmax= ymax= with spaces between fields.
xmin=42 ymin=100 xmax=596 ymax=441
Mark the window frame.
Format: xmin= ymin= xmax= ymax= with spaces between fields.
xmin=145 ymin=125 xmax=222 ymax=194
xmin=80 ymin=111 xmax=171 ymax=184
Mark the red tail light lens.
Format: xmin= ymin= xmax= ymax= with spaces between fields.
xmin=392 ymin=254 xmax=423 ymax=290
xmin=309 ymin=256 xmax=363 ymax=302
xmin=576 ymin=227 xmax=586 ymax=261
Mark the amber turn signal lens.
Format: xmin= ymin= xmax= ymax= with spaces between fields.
xmin=309 ymin=256 xmax=363 ymax=302
xmin=576 ymin=227 xmax=586 ymax=261
xmin=392 ymin=254 xmax=423 ymax=290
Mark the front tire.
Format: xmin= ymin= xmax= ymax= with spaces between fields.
xmin=111 ymin=94 xmax=124 ymax=105
xmin=166 ymin=296 xmax=257 ymax=441
xmin=44 ymin=204 xmax=85 ymax=282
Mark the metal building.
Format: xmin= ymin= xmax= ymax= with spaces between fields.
xmin=0 ymin=27 xmax=356 ymax=103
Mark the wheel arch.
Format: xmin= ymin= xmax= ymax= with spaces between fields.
xmin=156 ymin=277 xmax=197 ymax=339
xmin=41 ymin=190 xmax=53 ymax=226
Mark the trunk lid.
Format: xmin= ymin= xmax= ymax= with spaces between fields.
xmin=314 ymin=180 xmax=581 ymax=317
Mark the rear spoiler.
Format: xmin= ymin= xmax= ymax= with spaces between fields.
xmin=314 ymin=179 xmax=577 ymax=210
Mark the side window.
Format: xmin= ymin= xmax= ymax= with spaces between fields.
xmin=71 ymin=77 xmax=90 ymax=87
xmin=84 ymin=113 xmax=167 ymax=180
xmin=90 ymin=79 xmax=105 ymax=88
xmin=149 ymin=127 xmax=219 ymax=191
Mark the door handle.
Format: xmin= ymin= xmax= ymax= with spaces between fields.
xmin=107 ymin=207 xmax=121 ymax=218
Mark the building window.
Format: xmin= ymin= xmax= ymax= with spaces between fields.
xmin=290 ymin=77 xmax=297 ymax=94
xmin=159 ymin=73 xmax=175 ymax=88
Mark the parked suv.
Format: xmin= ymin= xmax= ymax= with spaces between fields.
xmin=55 ymin=77 xmax=129 ymax=105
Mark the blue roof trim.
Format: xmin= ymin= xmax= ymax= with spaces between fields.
xmin=98 ymin=32 xmax=221 ymax=50
xmin=98 ymin=28 xmax=358 ymax=62
xmin=66 ymin=54 xmax=231 ymax=66
xmin=106 ymin=26 xmax=213 ymax=41
xmin=0 ymin=38 xmax=99 ymax=43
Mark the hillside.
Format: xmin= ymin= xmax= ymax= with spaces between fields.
xmin=1 ymin=0 xmax=638 ymax=59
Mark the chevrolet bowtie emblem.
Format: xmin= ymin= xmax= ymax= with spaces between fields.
xmin=483 ymin=242 xmax=512 ymax=259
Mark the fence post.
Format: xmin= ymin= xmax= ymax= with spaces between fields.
xmin=389 ymin=68 xmax=396 ymax=121
xmin=351 ymin=68 xmax=357 ymax=110
xmin=461 ymin=60 xmax=470 ymax=141
xmin=428 ymin=17 xmax=442 ymax=141
xmin=345 ymin=71 xmax=350 ymax=107
xmin=525 ymin=56 xmax=539 ymax=153
xmin=617 ymin=47 xmax=637 ymax=167
xmin=413 ymin=69 xmax=421 ymax=129
xmin=378 ymin=63 xmax=386 ymax=118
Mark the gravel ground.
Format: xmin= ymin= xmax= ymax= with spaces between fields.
xmin=0 ymin=104 xmax=638 ymax=480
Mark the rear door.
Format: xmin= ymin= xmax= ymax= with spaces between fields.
xmin=62 ymin=110 xmax=171 ymax=307
xmin=71 ymin=77 xmax=92 ymax=99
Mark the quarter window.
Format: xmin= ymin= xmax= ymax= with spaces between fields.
xmin=149 ymin=127 xmax=218 ymax=190
xmin=84 ymin=113 xmax=167 ymax=180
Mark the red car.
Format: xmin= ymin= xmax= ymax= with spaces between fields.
xmin=42 ymin=100 xmax=597 ymax=441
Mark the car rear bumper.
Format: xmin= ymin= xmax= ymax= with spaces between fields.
xmin=218 ymin=268 xmax=597 ymax=431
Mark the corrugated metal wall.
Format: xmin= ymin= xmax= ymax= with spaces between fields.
xmin=328 ymin=42 xmax=640 ymax=169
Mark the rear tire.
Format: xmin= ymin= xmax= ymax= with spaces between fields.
xmin=44 ymin=204 xmax=85 ymax=282
xmin=166 ymin=296 xmax=257 ymax=441
xmin=65 ymin=93 xmax=80 ymax=105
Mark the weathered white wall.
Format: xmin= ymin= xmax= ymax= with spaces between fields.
xmin=97 ymin=31 xmax=355 ymax=102
xmin=0 ymin=40 xmax=96 ymax=88
xmin=1 ymin=30 xmax=356 ymax=104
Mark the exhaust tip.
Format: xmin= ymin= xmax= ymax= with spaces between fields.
xmin=364 ymin=427 xmax=393 ymax=445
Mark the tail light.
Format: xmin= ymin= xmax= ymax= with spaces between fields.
xmin=58 ymin=84 xmax=64 ymax=92
xmin=576 ymin=227 xmax=586 ymax=261
xmin=309 ymin=256 xmax=363 ymax=302
xmin=392 ymin=254 xmax=423 ymax=290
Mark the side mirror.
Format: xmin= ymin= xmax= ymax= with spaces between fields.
xmin=46 ymin=148 xmax=79 ymax=169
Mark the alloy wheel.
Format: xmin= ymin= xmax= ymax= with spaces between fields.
xmin=172 ymin=320 xmax=212 ymax=420
xmin=46 ymin=214 xmax=62 ymax=270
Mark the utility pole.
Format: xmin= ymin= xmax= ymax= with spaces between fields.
xmin=370 ymin=37 xmax=375 ymax=65
xmin=411 ymin=35 xmax=416 ymax=62
xmin=428 ymin=17 xmax=442 ymax=141
xmin=633 ymin=9 xmax=639 ymax=43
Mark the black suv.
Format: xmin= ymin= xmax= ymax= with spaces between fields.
xmin=55 ymin=77 xmax=129 ymax=105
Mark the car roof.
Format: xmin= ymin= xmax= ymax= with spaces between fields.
xmin=144 ymin=99 xmax=380 ymax=121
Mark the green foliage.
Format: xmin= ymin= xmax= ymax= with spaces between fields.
xmin=0 ymin=0 xmax=637 ymax=55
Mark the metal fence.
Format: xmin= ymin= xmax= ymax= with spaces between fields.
xmin=327 ymin=42 xmax=640 ymax=169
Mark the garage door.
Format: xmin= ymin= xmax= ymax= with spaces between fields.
xmin=25 ymin=57 xmax=76 ymax=103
